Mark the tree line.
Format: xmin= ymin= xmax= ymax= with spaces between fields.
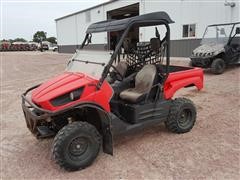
xmin=1 ymin=31 xmax=57 ymax=44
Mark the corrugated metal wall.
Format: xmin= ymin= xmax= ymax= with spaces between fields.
xmin=170 ymin=39 xmax=201 ymax=57
xmin=58 ymin=39 xmax=202 ymax=57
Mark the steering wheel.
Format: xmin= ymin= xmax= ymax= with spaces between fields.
xmin=109 ymin=65 xmax=124 ymax=81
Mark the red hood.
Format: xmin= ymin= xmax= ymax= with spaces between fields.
xmin=32 ymin=72 xmax=97 ymax=103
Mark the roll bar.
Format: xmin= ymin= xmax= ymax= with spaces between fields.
xmin=80 ymin=20 xmax=171 ymax=89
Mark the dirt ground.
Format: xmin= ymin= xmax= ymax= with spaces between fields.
xmin=0 ymin=51 xmax=239 ymax=179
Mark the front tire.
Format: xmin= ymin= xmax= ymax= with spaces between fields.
xmin=52 ymin=121 xmax=101 ymax=171
xmin=211 ymin=58 xmax=226 ymax=74
xmin=165 ymin=98 xmax=196 ymax=133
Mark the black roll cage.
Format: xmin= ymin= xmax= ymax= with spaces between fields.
xmin=80 ymin=15 xmax=173 ymax=88
xmin=202 ymin=22 xmax=240 ymax=45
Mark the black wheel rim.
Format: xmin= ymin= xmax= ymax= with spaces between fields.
xmin=68 ymin=137 xmax=89 ymax=157
xmin=216 ymin=61 xmax=224 ymax=72
xmin=178 ymin=109 xmax=192 ymax=128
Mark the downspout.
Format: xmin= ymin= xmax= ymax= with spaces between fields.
xmin=140 ymin=0 xmax=146 ymax=41
xmin=75 ymin=15 xmax=79 ymax=49
xmin=224 ymin=0 xmax=236 ymax=22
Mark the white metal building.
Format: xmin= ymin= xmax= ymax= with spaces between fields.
xmin=55 ymin=0 xmax=240 ymax=57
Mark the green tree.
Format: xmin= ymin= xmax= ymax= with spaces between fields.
xmin=33 ymin=31 xmax=47 ymax=42
xmin=1 ymin=39 xmax=8 ymax=42
xmin=13 ymin=38 xmax=27 ymax=42
xmin=47 ymin=37 xmax=57 ymax=44
xmin=8 ymin=39 xmax=14 ymax=43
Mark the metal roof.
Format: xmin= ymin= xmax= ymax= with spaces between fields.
xmin=55 ymin=0 xmax=119 ymax=21
xmin=86 ymin=11 xmax=174 ymax=33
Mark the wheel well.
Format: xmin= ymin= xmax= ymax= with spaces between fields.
xmin=51 ymin=105 xmax=109 ymax=136
xmin=79 ymin=107 xmax=103 ymax=134
xmin=214 ymin=52 xmax=226 ymax=60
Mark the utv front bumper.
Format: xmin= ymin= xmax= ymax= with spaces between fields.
xmin=21 ymin=85 xmax=55 ymax=138
xmin=190 ymin=56 xmax=212 ymax=68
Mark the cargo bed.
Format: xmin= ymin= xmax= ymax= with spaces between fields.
xmin=157 ymin=65 xmax=204 ymax=99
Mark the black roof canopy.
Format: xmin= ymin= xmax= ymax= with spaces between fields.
xmin=86 ymin=11 xmax=174 ymax=33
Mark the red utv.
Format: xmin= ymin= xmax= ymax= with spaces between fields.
xmin=22 ymin=12 xmax=204 ymax=171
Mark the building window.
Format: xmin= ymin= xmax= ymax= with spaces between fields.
xmin=85 ymin=11 xmax=91 ymax=23
xmin=182 ymin=24 xmax=196 ymax=37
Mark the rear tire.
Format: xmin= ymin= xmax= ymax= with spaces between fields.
xmin=52 ymin=121 xmax=101 ymax=171
xmin=165 ymin=98 xmax=196 ymax=133
xmin=211 ymin=58 xmax=226 ymax=74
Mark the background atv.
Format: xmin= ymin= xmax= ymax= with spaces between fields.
xmin=190 ymin=22 xmax=240 ymax=74
xmin=22 ymin=12 xmax=204 ymax=171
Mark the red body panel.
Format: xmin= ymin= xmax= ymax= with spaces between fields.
xmin=163 ymin=67 xmax=204 ymax=99
xmin=31 ymin=72 xmax=113 ymax=112
xmin=31 ymin=67 xmax=203 ymax=113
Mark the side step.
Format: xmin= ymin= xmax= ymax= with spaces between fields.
xmin=37 ymin=126 xmax=55 ymax=138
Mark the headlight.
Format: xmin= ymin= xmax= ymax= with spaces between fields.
xmin=50 ymin=87 xmax=84 ymax=106
xmin=69 ymin=88 xmax=83 ymax=101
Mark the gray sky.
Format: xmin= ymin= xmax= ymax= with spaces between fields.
xmin=1 ymin=0 xmax=108 ymax=41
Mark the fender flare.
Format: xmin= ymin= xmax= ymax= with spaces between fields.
xmin=74 ymin=102 xmax=113 ymax=155
xmin=164 ymin=77 xmax=203 ymax=99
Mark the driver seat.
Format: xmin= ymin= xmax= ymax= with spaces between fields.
xmin=119 ymin=64 xmax=157 ymax=103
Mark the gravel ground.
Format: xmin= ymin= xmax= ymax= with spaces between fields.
xmin=0 ymin=51 xmax=239 ymax=179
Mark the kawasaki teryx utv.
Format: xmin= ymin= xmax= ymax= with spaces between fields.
xmin=190 ymin=22 xmax=240 ymax=74
xmin=22 ymin=12 xmax=204 ymax=171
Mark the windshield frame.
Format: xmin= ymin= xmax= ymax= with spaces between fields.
xmin=201 ymin=23 xmax=236 ymax=45
xmin=66 ymin=49 xmax=112 ymax=78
